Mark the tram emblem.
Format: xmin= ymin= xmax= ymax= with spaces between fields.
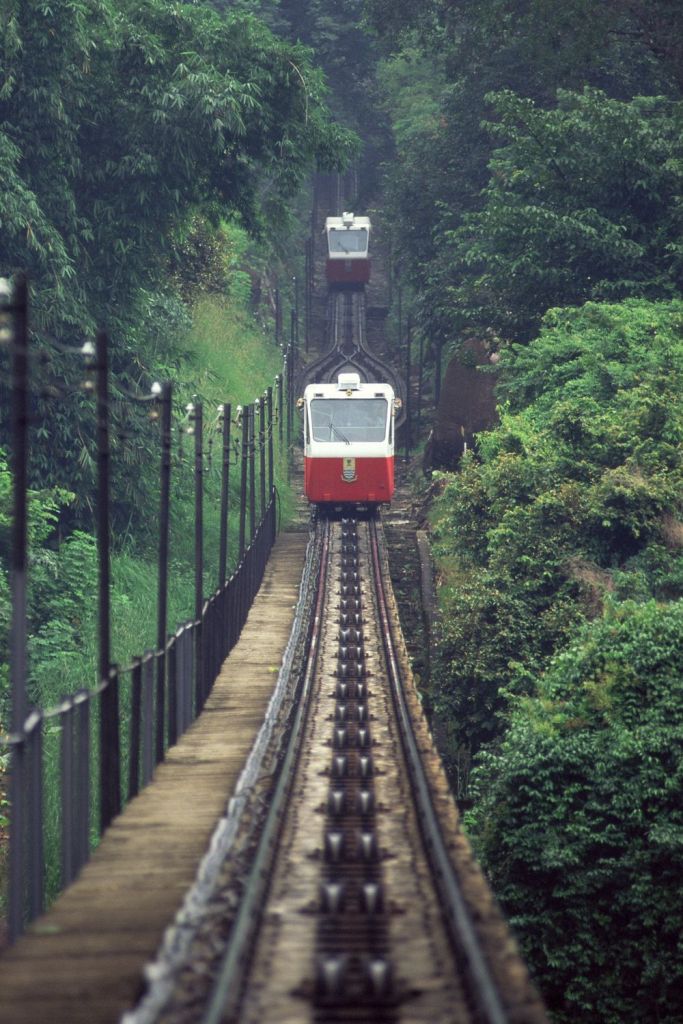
xmin=342 ymin=457 xmax=357 ymax=482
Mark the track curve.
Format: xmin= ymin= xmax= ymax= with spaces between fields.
xmin=299 ymin=289 xmax=406 ymax=427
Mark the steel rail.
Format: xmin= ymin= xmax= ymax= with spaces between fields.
xmin=368 ymin=517 xmax=511 ymax=1024
xmin=201 ymin=518 xmax=331 ymax=1024
xmin=298 ymin=292 xmax=404 ymax=420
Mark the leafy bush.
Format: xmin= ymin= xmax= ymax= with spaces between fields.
xmin=171 ymin=217 xmax=241 ymax=301
xmin=448 ymin=89 xmax=683 ymax=341
xmin=28 ymin=531 xmax=98 ymax=707
xmin=466 ymin=599 xmax=683 ymax=1023
xmin=0 ymin=0 xmax=355 ymax=534
xmin=432 ymin=299 xmax=683 ymax=755
xmin=0 ymin=448 xmax=81 ymax=714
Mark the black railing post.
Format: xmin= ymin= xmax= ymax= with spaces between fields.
xmin=286 ymin=346 xmax=294 ymax=484
xmin=292 ymin=275 xmax=299 ymax=353
xmin=405 ymin=316 xmax=412 ymax=461
xmin=249 ymin=402 xmax=256 ymax=543
xmin=141 ymin=655 xmax=154 ymax=785
xmin=238 ymin=405 xmax=248 ymax=561
xmin=60 ymin=700 xmax=74 ymax=888
xmin=276 ymin=372 xmax=283 ymax=446
xmin=27 ymin=712 xmax=44 ymax=921
xmin=193 ymin=402 xmax=204 ymax=714
xmin=219 ymin=401 xmax=231 ymax=586
xmin=397 ymin=283 xmax=403 ymax=360
xmin=129 ymin=658 xmax=142 ymax=800
xmin=97 ymin=329 xmax=120 ymax=833
xmin=267 ymin=386 xmax=274 ymax=497
xmin=7 ymin=274 xmax=28 ymax=733
xmin=417 ymin=329 xmax=424 ymax=439
xmin=75 ymin=689 xmax=90 ymax=874
xmin=290 ymin=307 xmax=297 ymax=372
xmin=168 ymin=636 xmax=178 ymax=748
xmin=156 ymin=381 xmax=172 ymax=764
xmin=275 ymin=287 xmax=281 ymax=347
xmin=285 ymin=349 xmax=292 ymax=451
xmin=435 ymin=338 xmax=443 ymax=405
xmin=5 ymin=273 xmax=28 ymax=942
xmin=305 ymin=238 xmax=312 ymax=353
xmin=259 ymin=394 xmax=266 ymax=522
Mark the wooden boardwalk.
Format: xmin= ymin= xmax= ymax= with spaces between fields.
xmin=0 ymin=530 xmax=309 ymax=1024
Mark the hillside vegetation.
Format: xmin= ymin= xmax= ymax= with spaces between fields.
xmin=368 ymin=3 xmax=683 ymax=1021
xmin=0 ymin=0 xmax=355 ymax=908
xmin=0 ymin=0 xmax=355 ymax=516
xmin=0 ymin=0 xmax=353 ymax=714
xmin=2 ymin=1 xmax=683 ymax=1018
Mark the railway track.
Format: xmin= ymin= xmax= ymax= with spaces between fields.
xmin=208 ymin=513 xmax=470 ymax=1023
xmin=133 ymin=515 xmax=545 ymax=1024
xmin=299 ymin=284 xmax=405 ymax=422
xmin=125 ymin=179 xmax=544 ymax=1024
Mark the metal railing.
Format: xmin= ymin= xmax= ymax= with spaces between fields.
xmin=0 ymin=276 xmax=296 ymax=942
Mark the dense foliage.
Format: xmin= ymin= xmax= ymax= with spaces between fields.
xmin=432 ymin=298 xmax=683 ymax=748
xmin=431 ymin=298 xmax=683 ymax=1019
xmin=0 ymin=0 xmax=355 ymax=512
xmin=0 ymin=0 xmax=355 ymax=711
xmin=0 ymin=0 xmax=352 ymax=335
xmin=0 ymin=450 xmax=84 ymax=714
xmin=365 ymin=6 xmax=683 ymax=1019
xmin=0 ymin=266 xmax=294 ymax=720
xmin=369 ymin=0 xmax=683 ymax=349
xmin=466 ymin=599 xmax=683 ymax=1022
xmin=447 ymin=89 xmax=683 ymax=341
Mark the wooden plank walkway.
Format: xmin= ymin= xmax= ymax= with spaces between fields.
xmin=0 ymin=531 xmax=309 ymax=1024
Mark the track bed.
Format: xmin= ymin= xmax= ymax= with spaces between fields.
xmin=146 ymin=517 xmax=546 ymax=1024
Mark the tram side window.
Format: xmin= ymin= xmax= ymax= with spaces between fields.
xmin=311 ymin=398 xmax=388 ymax=443
xmin=328 ymin=228 xmax=368 ymax=255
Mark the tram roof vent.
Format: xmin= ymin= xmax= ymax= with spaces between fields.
xmin=342 ymin=211 xmax=354 ymax=227
xmin=338 ymin=372 xmax=361 ymax=391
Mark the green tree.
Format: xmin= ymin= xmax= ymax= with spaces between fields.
xmin=0 ymin=0 xmax=355 ymax=519
xmin=446 ymin=89 xmax=683 ymax=341
xmin=466 ymin=599 xmax=683 ymax=1023
xmin=369 ymin=0 xmax=679 ymax=347
xmin=1 ymin=0 xmax=353 ymax=337
xmin=275 ymin=0 xmax=390 ymax=190
xmin=604 ymin=0 xmax=683 ymax=90
xmin=432 ymin=298 xmax=683 ymax=753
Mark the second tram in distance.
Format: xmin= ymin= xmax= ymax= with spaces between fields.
xmin=325 ymin=212 xmax=371 ymax=287
xmin=302 ymin=372 xmax=398 ymax=509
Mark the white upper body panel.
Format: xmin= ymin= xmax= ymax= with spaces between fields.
xmin=325 ymin=213 xmax=371 ymax=261
xmin=303 ymin=374 xmax=395 ymax=458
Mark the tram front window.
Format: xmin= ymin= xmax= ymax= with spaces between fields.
xmin=328 ymin=228 xmax=368 ymax=255
xmin=311 ymin=398 xmax=388 ymax=443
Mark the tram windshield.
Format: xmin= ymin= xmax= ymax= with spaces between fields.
xmin=327 ymin=228 xmax=369 ymax=255
xmin=310 ymin=398 xmax=388 ymax=443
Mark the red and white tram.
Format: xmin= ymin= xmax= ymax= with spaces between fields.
xmin=325 ymin=212 xmax=371 ymax=287
xmin=302 ymin=372 xmax=397 ymax=508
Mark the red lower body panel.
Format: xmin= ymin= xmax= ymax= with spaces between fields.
xmin=326 ymin=259 xmax=371 ymax=286
xmin=305 ymin=455 xmax=394 ymax=504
